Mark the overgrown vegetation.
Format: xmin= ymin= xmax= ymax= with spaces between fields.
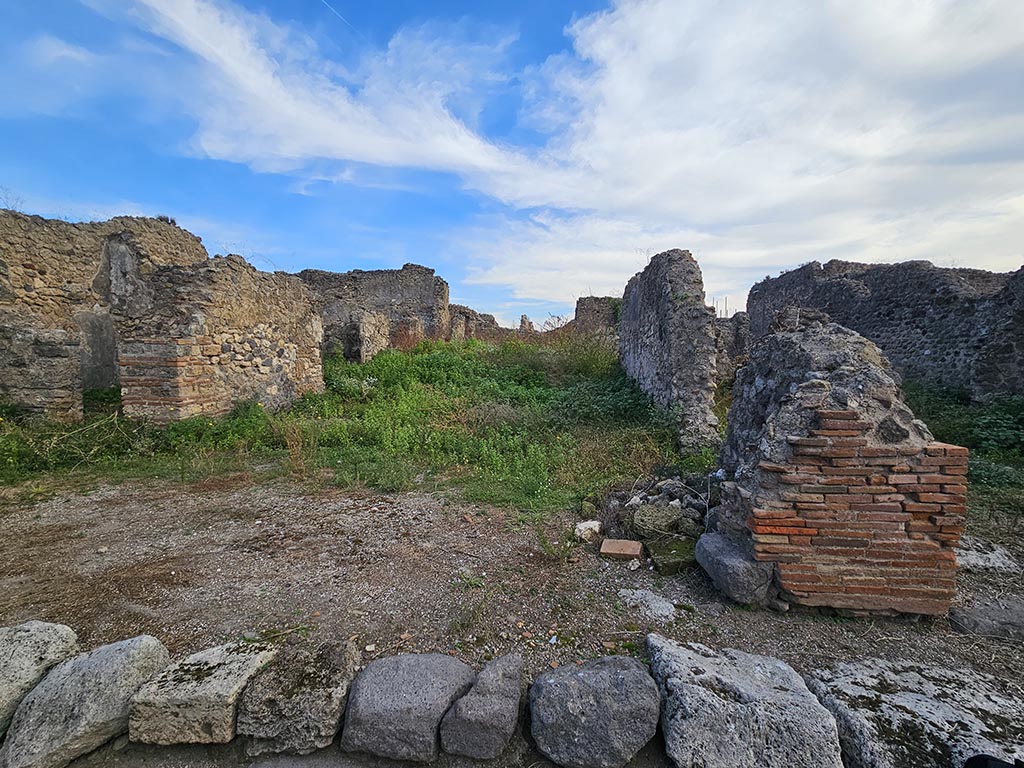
xmin=1 ymin=336 xmax=686 ymax=512
xmin=904 ymin=383 xmax=1024 ymax=535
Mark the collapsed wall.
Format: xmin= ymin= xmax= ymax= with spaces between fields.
xmin=712 ymin=312 xmax=750 ymax=385
xmin=448 ymin=304 xmax=504 ymax=342
xmin=115 ymin=255 xmax=324 ymax=422
xmin=699 ymin=308 xmax=966 ymax=615
xmin=619 ymin=250 xmax=721 ymax=451
xmin=0 ymin=210 xmax=208 ymax=420
xmin=747 ymin=259 xmax=1024 ymax=399
xmin=298 ymin=264 xmax=451 ymax=362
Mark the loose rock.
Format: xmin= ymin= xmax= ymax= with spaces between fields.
xmin=950 ymin=596 xmax=1024 ymax=640
xmin=0 ymin=621 xmax=79 ymax=737
xmin=807 ymin=659 xmax=1024 ymax=768
xmin=956 ymin=535 xmax=1021 ymax=573
xmin=618 ymin=589 xmax=677 ymax=624
xmin=647 ymin=634 xmax=843 ymax=768
xmin=236 ymin=641 xmax=359 ymax=756
xmin=529 ymin=655 xmax=659 ymax=768
xmin=0 ymin=635 xmax=170 ymax=768
xmin=340 ymin=653 xmax=474 ymax=763
xmin=647 ymin=538 xmax=697 ymax=575
xmin=129 ymin=642 xmax=277 ymax=745
xmin=440 ymin=654 xmax=522 ymax=760
xmin=574 ymin=520 xmax=602 ymax=543
xmin=695 ymin=531 xmax=775 ymax=606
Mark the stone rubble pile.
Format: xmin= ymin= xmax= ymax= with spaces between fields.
xmin=2 ymin=621 xmax=1022 ymax=768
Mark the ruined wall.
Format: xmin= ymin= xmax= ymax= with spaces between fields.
xmin=712 ymin=312 xmax=750 ymax=385
xmin=116 ymin=256 xmax=323 ymax=421
xmin=619 ymin=250 xmax=720 ymax=451
xmin=573 ymin=296 xmax=619 ymax=337
xmin=0 ymin=210 xmax=208 ymax=419
xmin=448 ymin=304 xmax=504 ymax=342
xmin=747 ymin=259 xmax=1024 ymax=399
xmin=298 ymin=265 xmax=451 ymax=362
xmin=703 ymin=309 xmax=965 ymax=615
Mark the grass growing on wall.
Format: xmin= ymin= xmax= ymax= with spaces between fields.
xmin=0 ymin=336 xmax=688 ymax=512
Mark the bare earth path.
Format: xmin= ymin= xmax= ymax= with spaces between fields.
xmin=1 ymin=474 xmax=1021 ymax=767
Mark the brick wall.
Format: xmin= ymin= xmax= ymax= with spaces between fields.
xmin=116 ymin=256 xmax=324 ymax=422
xmin=746 ymin=411 xmax=965 ymax=614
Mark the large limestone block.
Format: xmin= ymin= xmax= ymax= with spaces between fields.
xmin=0 ymin=621 xmax=79 ymax=737
xmin=647 ymin=635 xmax=843 ymax=768
xmin=129 ymin=642 xmax=277 ymax=745
xmin=695 ymin=531 xmax=775 ymax=606
xmin=440 ymin=654 xmax=523 ymax=759
xmin=340 ymin=653 xmax=475 ymax=763
xmin=807 ymin=659 xmax=1024 ymax=768
xmin=236 ymin=641 xmax=360 ymax=756
xmin=0 ymin=635 xmax=170 ymax=768
xmin=529 ymin=655 xmax=659 ymax=768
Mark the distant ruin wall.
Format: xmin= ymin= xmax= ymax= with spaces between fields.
xmin=712 ymin=312 xmax=750 ymax=385
xmin=448 ymin=304 xmax=504 ymax=342
xmin=299 ymin=265 xmax=450 ymax=362
xmin=0 ymin=210 xmax=208 ymax=419
xmin=747 ymin=259 xmax=1024 ymax=399
xmin=619 ymin=250 xmax=720 ymax=451
xmin=703 ymin=309 xmax=965 ymax=615
xmin=116 ymin=256 xmax=323 ymax=421
xmin=573 ymin=296 xmax=619 ymax=337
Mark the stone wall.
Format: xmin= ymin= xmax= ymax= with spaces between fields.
xmin=572 ymin=296 xmax=619 ymax=337
xmin=115 ymin=256 xmax=324 ymax=421
xmin=712 ymin=312 xmax=750 ymax=385
xmin=448 ymin=304 xmax=504 ymax=342
xmin=747 ymin=259 xmax=1024 ymax=399
xmin=618 ymin=250 xmax=720 ymax=451
xmin=0 ymin=210 xmax=208 ymax=419
xmin=700 ymin=309 xmax=965 ymax=615
xmin=298 ymin=264 xmax=451 ymax=362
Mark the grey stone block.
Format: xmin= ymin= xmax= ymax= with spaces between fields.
xmin=0 ymin=621 xmax=79 ymax=738
xmin=440 ymin=654 xmax=522 ymax=759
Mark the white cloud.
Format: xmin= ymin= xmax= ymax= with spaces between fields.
xmin=12 ymin=0 xmax=1024 ymax=314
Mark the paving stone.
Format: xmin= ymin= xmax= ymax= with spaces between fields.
xmin=340 ymin=653 xmax=474 ymax=763
xmin=530 ymin=655 xmax=659 ymax=768
xmin=236 ymin=641 xmax=359 ymax=756
xmin=130 ymin=642 xmax=278 ymax=745
xmin=648 ymin=634 xmax=843 ymax=768
xmin=440 ymin=654 xmax=522 ymax=760
xmin=0 ymin=621 xmax=79 ymax=738
xmin=0 ymin=635 xmax=169 ymax=768
xmin=807 ymin=658 xmax=1024 ymax=768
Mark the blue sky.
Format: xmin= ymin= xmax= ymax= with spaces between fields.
xmin=1 ymin=0 xmax=1023 ymax=325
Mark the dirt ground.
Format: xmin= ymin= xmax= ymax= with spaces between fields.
xmin=1 ymin=473 xmax=1021 ymax=767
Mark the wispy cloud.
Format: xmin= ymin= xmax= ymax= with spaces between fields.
xmin=8 ymin=0 xmax=1024 ymax=313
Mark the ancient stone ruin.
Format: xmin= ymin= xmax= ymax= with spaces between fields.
xmin=0 ymin=211 xmax=506 ymax=421
xmin=618 ymin=249 xmax=722 ymax=451
xmin=114 ymin=255 xmax=324 ymax=422
xmin=700 ymin=308 xmax=967 ymax=615
xmin=571 ymin=295 xmax=619 ymax=336
xmin=747 ymin=259 xmax=1024 ymax=399
xmin=3 ymin=620 xmax=1021 ymax=768
xmin=0 ymin=210 xmax=208 ymax=420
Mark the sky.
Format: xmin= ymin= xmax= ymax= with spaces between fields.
xmin=1 ymin=0 xmax=1023 ymax=326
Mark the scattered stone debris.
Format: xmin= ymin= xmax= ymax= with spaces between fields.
xmin=574 ymin=520 xmax=602 ymax=543
xmin=950 ymin=596 xmax=1024 ymax=641
xmin=807 ymin=659 xmax=1024 ymax=768
xmin=236 ymin=641 xmax=360 ymax=756
xmin=440 ymin=654 xmax=523 ymax=760
xmin=0 ymin=635 xmax=170 ymax=768
xmin=600 ymin=539 xmax=643 ymax=560
xmin=618 ymin=589 xmax=677 ymax=624
xmin=340 ymin=653 xmax=475 ymax=763
xmin=130 ymin=642 xmax=278 ymax=745
xmin=530 ymin=655 xmax=660 ymax=768
xmin=0 ymin=621 xmax=79 ymax=738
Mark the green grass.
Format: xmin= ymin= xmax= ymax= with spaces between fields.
xmin=1 ymin=336 xmax=685 ymax=512
xmin=903 ymin=383 xmax=1024 ymax=536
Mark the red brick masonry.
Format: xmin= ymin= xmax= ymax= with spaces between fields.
xmin=749 ymin=410 xmax=966 ymax=615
